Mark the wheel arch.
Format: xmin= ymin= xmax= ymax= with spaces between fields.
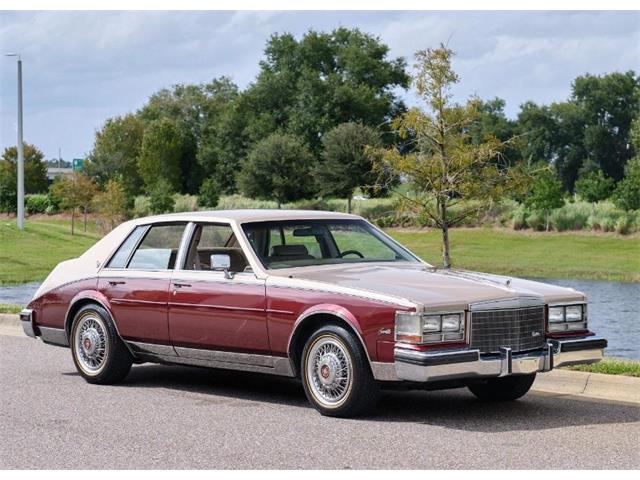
xmin=64 ymin=291 xmax=123 ymax=346
xmin=286 ymin=305 xmax=372 ymax=377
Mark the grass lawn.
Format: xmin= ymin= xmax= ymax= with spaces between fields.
xmin=0 ymin=218 xmax=100 ymax=286
xmin=0 ymin=304 xmax=22 ymax=313
xmin=564 ymin=357 xmax=640 ymax=378
xmin=388 ymin=227 xmax=640 ymax=282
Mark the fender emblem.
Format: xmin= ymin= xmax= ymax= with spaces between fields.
xmin=378 ymin=328 xmax=392 ymax=336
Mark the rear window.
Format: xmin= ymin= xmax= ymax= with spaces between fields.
xmin=127 ymin=223 xmax=186 ymax=270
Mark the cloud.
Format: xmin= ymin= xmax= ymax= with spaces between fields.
xmin=0 ymin=10 xmax=638 ymax=159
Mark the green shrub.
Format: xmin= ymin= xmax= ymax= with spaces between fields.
xmin=525 ymin=211 xmax=545 ymax=231
xmin=173 ymin=194 xmax=198 ymax=213
xmin=550 ymin=204 xmax=589 ymax=231
xmin=511 ymin=204 xmax=528 ymax=230
xmin=601 ymin=216 xmax=617 ymax=232
xmin=285 ymin=198 xmax=329 ymax=211
xmin=612 ymin=157 xmax=640 ymax=211
xmin=615 ymin=215 xmax=633 ymax=235
xmin=132 ymin=196 xmax=151 ymax=218
xmin=149 ymin=179 xmax=175 ymax=214
xmin=25 ymin=194 xmax=51 ymax=214
xmin=198 ymin=178 xmax=220 ymax=209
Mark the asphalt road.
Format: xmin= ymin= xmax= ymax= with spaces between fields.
xmin=1 ymin=333 xmax=639 ymax=469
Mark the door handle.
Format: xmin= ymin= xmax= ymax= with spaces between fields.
xmin=108 ymin=280 xmax=125 ymax=286
xmin=172 ymin=282 xmax=191 ymax=288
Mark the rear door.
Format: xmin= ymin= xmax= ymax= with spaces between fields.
xmin=98 ymin=222 xmax=188 ymax=345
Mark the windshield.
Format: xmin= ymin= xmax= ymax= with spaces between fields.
xmin=242 ymin=219 xmax=420 ymax=269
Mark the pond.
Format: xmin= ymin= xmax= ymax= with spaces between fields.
xmin=1 ymin=278 xmax=638 ymax=359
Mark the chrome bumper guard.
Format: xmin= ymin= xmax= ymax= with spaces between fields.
xmin=394 ymin=337 xmax=607 ymax=383
xmin=20 ymin=309 xmax=36 ymax=338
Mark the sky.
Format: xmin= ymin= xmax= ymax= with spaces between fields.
xmin=0 ymin=10 xmax=638 ymax=161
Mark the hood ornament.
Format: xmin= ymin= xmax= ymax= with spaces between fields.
xmin=505 ymin=279 xmax=512 ymax=287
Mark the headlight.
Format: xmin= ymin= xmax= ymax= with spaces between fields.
xmin=548 ymin=303 xmax=587 ymax=332
xmin=395 ymin=311 xmax=465 ymax=344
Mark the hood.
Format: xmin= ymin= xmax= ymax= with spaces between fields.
xmin=277 ymin=263 xmax=584 ymax=310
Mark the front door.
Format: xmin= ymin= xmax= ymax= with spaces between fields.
xmin=168 ymin=223 xmax=269 ymax=354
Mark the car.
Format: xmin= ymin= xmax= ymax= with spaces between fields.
xmin=21 ymin=209 xmax=607 ymax=417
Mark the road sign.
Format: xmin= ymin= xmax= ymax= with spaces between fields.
xmin=72 ymin=158 xmax=84 ymax=172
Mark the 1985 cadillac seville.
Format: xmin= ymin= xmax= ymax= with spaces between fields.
xmin=21 ymin=210 xmax=607 ymax=416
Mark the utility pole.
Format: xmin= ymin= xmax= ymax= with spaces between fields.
xmin=6 ymin=53 xmax=24 ymax=229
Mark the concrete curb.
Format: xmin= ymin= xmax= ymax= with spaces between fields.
xmin=533 ymin=369 xmax=640 ymax=405
xmin=1 ymin=313 xmax=638 ymax=404
xmin=0 ymin=313 xmax=20 ymax=326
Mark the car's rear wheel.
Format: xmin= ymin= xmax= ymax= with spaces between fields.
xmin=70 ymin=304 xmax=132 ymax=384
xmin=467 ymin=373 xmax=536 ymax=401
xmin=301 ymin=324 xmax=379 ymax=417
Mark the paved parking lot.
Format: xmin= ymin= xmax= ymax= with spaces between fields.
xmin=1 ymin=334 xmax=639 ymax=469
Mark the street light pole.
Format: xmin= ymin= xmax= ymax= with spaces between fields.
xmin=6 ymin=53 xmax=24 ymax=230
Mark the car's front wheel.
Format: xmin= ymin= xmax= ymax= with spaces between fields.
xmin=301 ymin=324 xmax=380 ymax=417
xmin=467 ymin=373 xmax=536 ymax=401
xmin=70 ymin=304 xmax=133 ymax=384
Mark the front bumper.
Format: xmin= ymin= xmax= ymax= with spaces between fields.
xmin=394 ymin=337 xmax=607 ymax=383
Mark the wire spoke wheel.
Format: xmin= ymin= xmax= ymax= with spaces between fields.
xmin=305 ymin=335 xmax=353 ymax=408
xmin=73 ymin=313 xmax=109 ymax=375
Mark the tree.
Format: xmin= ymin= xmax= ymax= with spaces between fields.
xmin=573 ymin=71 xmax=639 ymax=182
xmin=242 ymin=28 xmax=409 ymax=156
xmin=139 ymin=78 xmax=243 ymax=194
xmin=574 ymin=170 xmax=614 ymax=202
xmin=0 ymin=161 xmax=17 ymax=213
xmin=148 ymin=179 xmax=176 ymax=214
xmin=93 ymin=179 xmax=128 ymax=232
xmin=50 ymin=173 xmax=98 ymax=235
xmin=469 ymin=98 xmax=521 ymax=163
xmin=198 ymin=177 xmax=220 ymax=209
xmin=316 ymin=122 xmax=382 ymax=213
xmin=85 ymin=114 xmax=145 ymax=196
xmin=238 ymin=133 xmax=315 ymax=208
xmin=515 ymin=71 xmax=639 ymax=192
xmin=1 ymin=143 xmax=49 ymax=194
xmin=612 ymin=119 xmax=640 ymax=211
xmin=137 ymin=118 xmax=183 ymax=192
xmin=376 ymin=45 xmax=525 ymax=268
xmin=612 ymin=157 xmax=640 ymax=211
xmin=525 ymin=168 xmax=565 ymax=231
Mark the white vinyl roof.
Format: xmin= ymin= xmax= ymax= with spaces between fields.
xmin=131 ymin=209 xmax=362 ymax=225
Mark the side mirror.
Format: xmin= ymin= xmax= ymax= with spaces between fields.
xmin=210 ymin=254 xmax=234 ymax=279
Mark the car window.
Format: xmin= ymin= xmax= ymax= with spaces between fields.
xmin=184 ymin=223 xmax=248 ymax=272
xmin=242 ymin=219 xmax=418 ymax=269
xmin=128 ymin=223 xmax=186 ymax=270
xmin=331 ymin=223 xmax=397 ymax=260
xmin=106 ymin=226 xmax=147 ymax=269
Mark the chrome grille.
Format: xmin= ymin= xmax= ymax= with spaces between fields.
xmin=470 ymin=306 xmax=545 ymax=354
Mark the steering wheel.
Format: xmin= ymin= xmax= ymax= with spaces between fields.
xmin=338 ymin=249 xmax=364 ymax=259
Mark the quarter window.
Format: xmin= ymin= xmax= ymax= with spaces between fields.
xmin=106 ymin=226 xmax=147 ymax=269
xmin=127 ymin=223 xmax=186 ymax=270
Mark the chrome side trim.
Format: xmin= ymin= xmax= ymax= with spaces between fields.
xmin=127 ymin=341 xmax=177 ymax=357
xmin=469 ymin=296 xmax=544 ymax=311
xmin=134 ymin=345 xmax=294 ymax=377
xmin=39 ymin=326 xmax=69 ymax=347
